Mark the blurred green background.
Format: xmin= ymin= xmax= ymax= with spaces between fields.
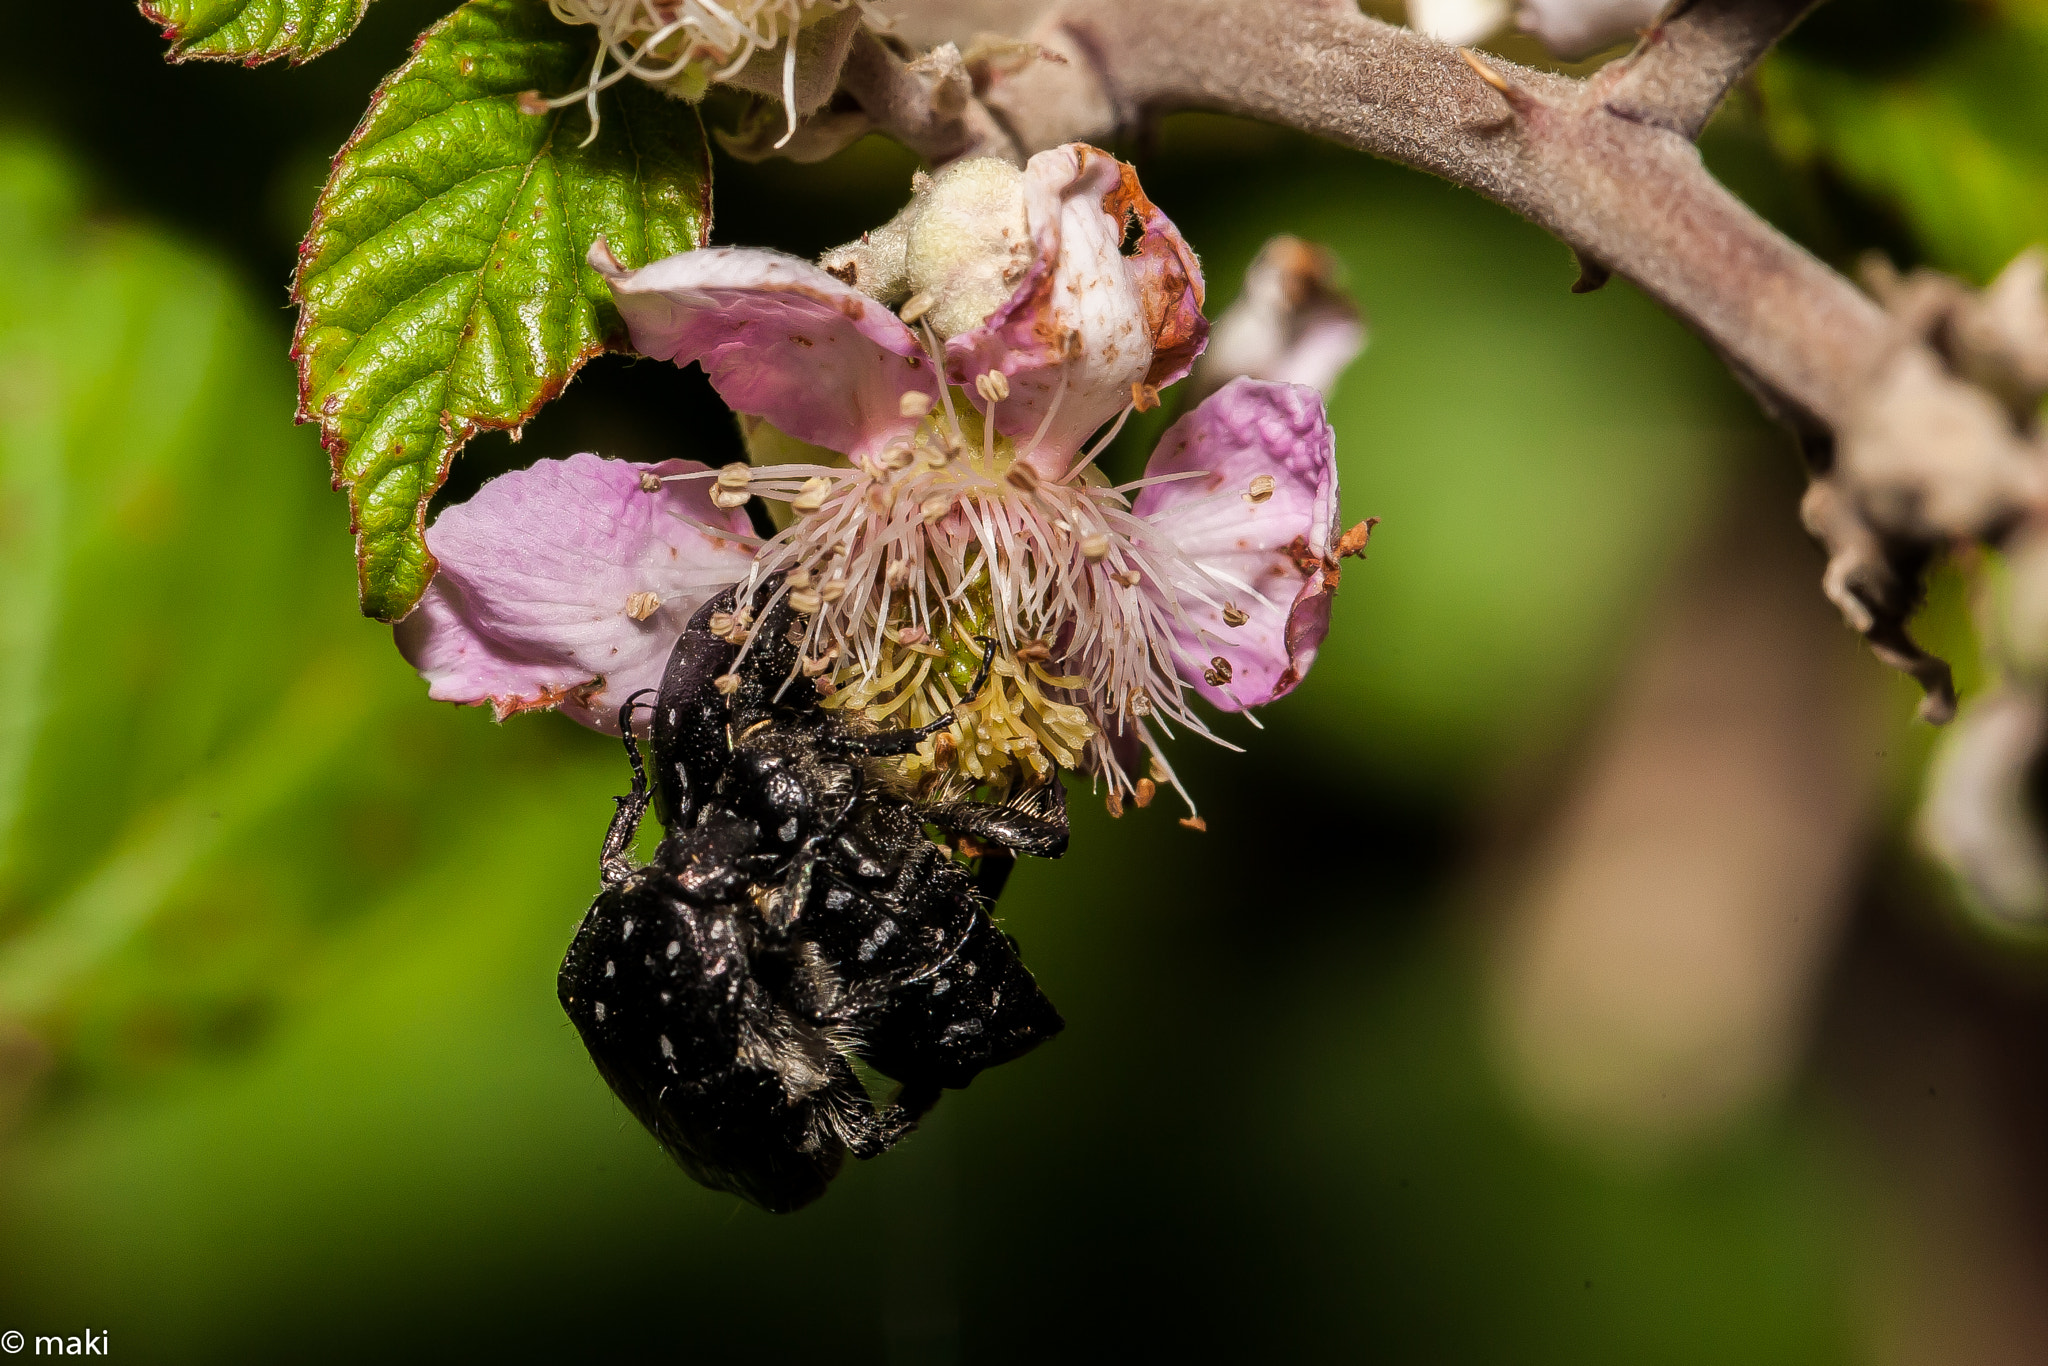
xmin=0 ymin=1 xmax=2041 ymax=1361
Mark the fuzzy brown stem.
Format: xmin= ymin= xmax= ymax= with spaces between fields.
xmin=1605 ymin=0 xmax=1823 ymax=140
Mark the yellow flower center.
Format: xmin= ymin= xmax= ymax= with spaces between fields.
xmin=818 ymin=574 xmax=1095 ymax=798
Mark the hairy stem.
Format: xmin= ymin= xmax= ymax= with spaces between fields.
xmin=968 ymin=0 xmax=1885 ymax=429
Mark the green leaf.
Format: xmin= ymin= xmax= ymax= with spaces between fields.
xmin=138 ymin=0 xmax=375 ymax=65
xmin=292 ymin=0 xmax=712 ymax=621
xmin=1761 ymin=12 xmax=2048 ymax=281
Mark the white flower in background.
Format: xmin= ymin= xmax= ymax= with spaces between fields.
xmin=1405 ymin=0 xmax=1662 ymax=60
xmin=1517 ymin=0 xmax=1662 ymax=60
xmin=1189 ymin=235 xmax=1368 ymax=405
xmin=1406 ymin=0 xmax=1512 ymax=48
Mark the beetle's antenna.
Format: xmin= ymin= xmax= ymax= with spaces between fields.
xmin=826 ymin=637 xmax=998 ymax=758
xmin=960 ymin=635 xmax=997 ymax=706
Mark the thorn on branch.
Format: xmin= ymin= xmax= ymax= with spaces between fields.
xmin=1458 ymin=47 xmax=1538 ymax=117
xmin=1571 ymin=253 xmax=1611 ymax=294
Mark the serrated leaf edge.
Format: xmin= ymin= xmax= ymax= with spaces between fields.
xmin=137 ymin=0 xmax=372 ymax=67
xmin=289 ymin=5 xmax=710 ymax=623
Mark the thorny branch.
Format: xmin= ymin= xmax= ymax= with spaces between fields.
xmin=852 ymin=0 xmax=2048 ymax=724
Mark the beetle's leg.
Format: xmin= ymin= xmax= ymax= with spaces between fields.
xmin=828 ymin=636 xmax=998 ymax=758
xmin=848 ymin=1081 xmax=942 ymax=1159
xmin=600 ymin=689 xmax=658 ymax=885
xmin=922 ymin=770 xmax=1070 ymax=859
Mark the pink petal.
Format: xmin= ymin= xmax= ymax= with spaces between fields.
xmin=591 ymin=242 xmax=939 ymax=465
xmin=946 ymin=145 xmax=1207 ymax=475
xmin=395 ymin=453 xmax=757 ymax=733
xmin=1132 ymin=378 xmax=1340 ymax=711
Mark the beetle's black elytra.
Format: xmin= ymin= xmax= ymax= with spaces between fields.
xmin=558 ymin=577 xmax=1070 ymax=1212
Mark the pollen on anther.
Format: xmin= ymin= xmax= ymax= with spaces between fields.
xmin=624 ymin=591 xmax=661 ymax=621
xmin=792 ymin=477 xmax=831 ymax=513
xmin=1005 ymin=463 xmax=1041 ymax=493
xmin=638 ymin=471 xmax=661 ymax=493
xmin=975 ymin=370 xmax=1011 ymax=402
xmin=790 ymin=589 xmax=822 ymax=614
xmin=1135 ymin=777 xmax=1157 ymax=808
xmin=1113 ymin=569 xmax=1142 ymax=588
xmin=1246 ymin=474 xmax=1276 ymax=504
xmin=714 ymin=673 xmax=742 ymax=695
xmin=1179 ymin=815 xmax=1209 ymax=832
xmin=900 ymin=391 xmax=933 ymax=418
xmin=1222 ymin=603 xmax=1249 ymax=627
xmin=1080 ymin=533 xmax=1110 ymax=561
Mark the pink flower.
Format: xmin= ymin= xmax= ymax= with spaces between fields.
xmin=395 ymin=452 xmax=756 ymax=732
xmin=399 ymin=145 xmax=1364 ymax=812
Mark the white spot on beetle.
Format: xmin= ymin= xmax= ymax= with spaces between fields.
xmin=604 ymin=960 xmax=615 ymax=978
xmin=660 ymin=1035 xmax=675 ymax=1060
xmin=621 ymin=917 xmax=635 ymax=940
xmin=667 ymin=940 xmax=681 ymax=958
xmin=779 ymin=818 xmax=798 ymax=842
xmin=594 ymin=1001 xmax=607 ymax=1021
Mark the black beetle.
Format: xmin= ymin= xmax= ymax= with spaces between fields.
xmin=558 ymin=578 xmax=1069 ymax=1212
